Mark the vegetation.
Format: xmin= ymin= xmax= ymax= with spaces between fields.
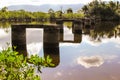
xmin=0 ymin=7 xmax=84 ymax=22
xmin=0 ymin=47 xmax=54 ymax=80
xmin=0 ymin=0 xmax=120 ymax=21
xmin=83 ymin=21 xmax=120 ymax=42
xmin=0 ymin=7 xmax=49 ymax=22
xmin=82 ymin=0 xmax=120 ymax=20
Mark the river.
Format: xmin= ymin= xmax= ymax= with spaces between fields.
xmin=0 ymin=21 xmax=120 ymax=80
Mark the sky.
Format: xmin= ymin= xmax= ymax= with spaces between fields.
xmin=0 ymin=0 xmax=119 ymax=8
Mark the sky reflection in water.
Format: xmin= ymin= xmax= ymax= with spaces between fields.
xmin=0 ymin=22 xmax=120 ymax=80
xmin=40 ymin=35 xmax=120 ymax=80
xmin=41 ymin=23 xmax=120 ymax=80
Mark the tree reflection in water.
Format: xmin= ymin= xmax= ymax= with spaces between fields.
xmin=0 ymin=21 xmax=119 ymax=68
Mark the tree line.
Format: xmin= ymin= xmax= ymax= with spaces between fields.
xmin=0 ymin=0 xmax=120 ymax=21
xmin=0 ymin=7 xmax=84 ymax=22
xmin=82 ymin=0 xmax=120 ymax=21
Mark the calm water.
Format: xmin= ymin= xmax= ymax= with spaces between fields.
xmin=0 ymin=21 xmax=120 ymax=80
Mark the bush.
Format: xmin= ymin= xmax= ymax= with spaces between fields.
xmin=0 ymin=47 xmax=54 ymax=80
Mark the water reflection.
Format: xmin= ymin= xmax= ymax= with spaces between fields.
xmin=11 ymin=24 xmax=60 ymax=67
xmin=57 ymin=21 xmax=82 ymax=43
xmin=76 ymin=56 xmax=104 ymax=68
xmin=12 ymin=26 xmax=27 ymax=56
xmin=43 ymin=28 xmax=60 ymax=67
xmin=1 ymin=21 xmax=120 ymax=80
xmin=1 ymin=21 xmax=120 ymax=39
xmin=89 ymin=21 xmax=120 ymax=42
xmin=11 ymin=21 xmax=120 ymax=66
xmin=11 ymin=22 xmax=83 ymax=67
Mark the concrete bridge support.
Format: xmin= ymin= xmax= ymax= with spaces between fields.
xmin=12 ymin=25 xmax=27 ymax=57
xmin=43 ymin=27 xmax=60 ymax=67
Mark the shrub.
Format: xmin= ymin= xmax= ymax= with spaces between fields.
xmin=0 ymin=47 xmax=54 ymax=80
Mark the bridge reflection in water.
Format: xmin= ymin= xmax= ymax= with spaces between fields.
xmin=11 ymin=22 xmax=93 ymax=67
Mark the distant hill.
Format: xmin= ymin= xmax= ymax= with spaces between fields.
xmin=7 ymin=4 xmax=84 ymax=12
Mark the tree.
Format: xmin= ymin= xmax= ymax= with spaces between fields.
xmin=81 ymin=0 xmax=120 ymax=20
xmin=109 ymin=1 xmax=116 ymax=10
xmin=1 ymin=7 xmax=8 ymax=12
xmin=48 ymin=8 xmax=55 ymax=19
xmin=55 ymin=10 xmax=62 ymax=18
xmin=116 ymin=1 xmax=119 ymax=9
xmin=67 ymin=8 xmax=73 ymax=13
xmin=82 ymin=5 xmax=89 ymax=16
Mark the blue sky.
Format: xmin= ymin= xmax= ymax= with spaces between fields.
xmin=0 ymin=0 xmax=119 ymax=8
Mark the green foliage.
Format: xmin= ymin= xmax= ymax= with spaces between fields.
xmin=0 ymin=47 xmax=54 ymax=80
xmin=55 ymin=10 xmax=62 ymax=18
xmin=64 ymin=22 xmax=73 ymax=29
xmin=0 ymin=1 xmax=120 ymax=21
xmin=73 ymin=13 xmax=84 ymax=18
xmin=82 ymin=0 xmax=120 ymax=20
xmin=0 ymin=7 xmax=85 ymax=20
xmin=63 ymin=13 xmax=73 ymax=19
xmin=87 ymin=21 xmax=119 ymax=42
xmin=0 ymin=8 xmax=48 ymax=21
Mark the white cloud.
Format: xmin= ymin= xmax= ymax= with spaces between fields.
xmin=102 ymin=55 xmax=118 ymax=60
xmin=0 ymin=28 xmax=11 ymax=50
xmin=60 ymin=43 xmax=80 ymax=47
xmin=64 ymin=27 xmax=74 ymax=41
xmin=56 ymin=72 xmax=62 ymax=76
xmin=102 ymin=37 xmax=120 ymax=44
xmin=76 ymin=56 xmax=104 ymax=68
xmin=0 ymin=0 xmax=118 ymax=8
xmin=83 ymin=35 xmax=120 ymax=47
xmin=27 ymin=42 xmax=43 ymax=56
xmin=83 ymin=35 xmax=101 ymax=46
xmin=0 ymin=47 xmax=3 ymax=51
xmin=76 ymin=54 xmax=118 ymax=68
xmin=0 ymin=29 xmax=9 ymax=38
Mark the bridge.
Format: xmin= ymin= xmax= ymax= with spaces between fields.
xmin=56 ymin=19 xmax=82 ymax=24
xmin=55 ymin=18 xmax=96 ymax=28
xmin=11 ymin=23 xmax=95 ymax=67
xmin=12 ymin=24 xmax=61 ymax=67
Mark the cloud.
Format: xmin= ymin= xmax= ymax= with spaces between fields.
xmin=0 ymin=47 xmax=3 ymax=51
xmin=83 ymin=35 xmax=101 ymax=46
xmin=76 ymin=54 xmax=118 ymax=68
xmin=56 ymin=72 xmax=62 ymax=76
xmin=60 ymin=43 xmax=80 ymax=47
xmin=31 ymin=0 xmax=40 ymax=2
xmin=83 ymin=35 xmax=120 ymax=47
xmin=27 ymin=42 xmax=43 ymax=56
xmin=0 ymin=29 xmax=9 ymax=38
xmin=103 ymin=55 xmax=118 ymax=60
xmin=0 ymin=0 xmax=118 ymax=8
xmin=64 ymin=27 xmax=74 ymax=41
xmin=76 ymin=56 xmax=104 ymax=68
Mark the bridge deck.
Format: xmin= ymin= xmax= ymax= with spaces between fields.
xmin=56 ymin=19 xmax=81 ymax=22
xmin=12 ymin=24 xmax=61 ymax=29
